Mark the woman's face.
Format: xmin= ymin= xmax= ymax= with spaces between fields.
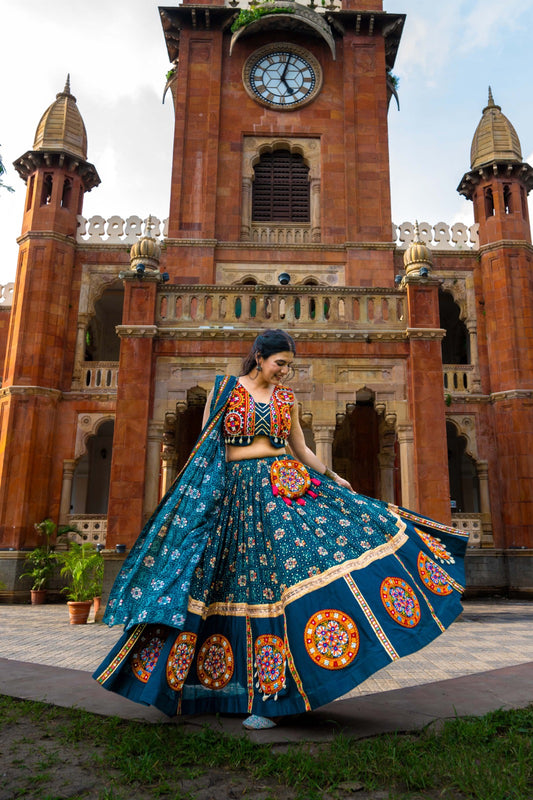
xmin=258 ymin=350 xmax=295 ymax=383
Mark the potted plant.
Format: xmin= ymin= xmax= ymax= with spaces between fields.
xmin=54 ymin=541 xmax=103 ymax=624
xmin=91 ymin=547 xmax=104 ymax=619
xmin=19 ymin=518 xmax=77 ymax=604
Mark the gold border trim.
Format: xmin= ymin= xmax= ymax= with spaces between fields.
xmin=188 ymin=516 xmax=408 ymax=620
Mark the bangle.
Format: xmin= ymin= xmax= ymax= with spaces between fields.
xmin=324 ymin=466 xmax=337 ymax=480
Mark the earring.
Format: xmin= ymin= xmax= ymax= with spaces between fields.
xmin=256 ymin=363 xmax=262 ymax=372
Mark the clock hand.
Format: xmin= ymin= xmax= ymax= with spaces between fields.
xmin=280 ymin=58 xmax=295 ymax=95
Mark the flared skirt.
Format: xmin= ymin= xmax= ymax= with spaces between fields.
xmin=94 ymin=457 xmax=468 ymax=717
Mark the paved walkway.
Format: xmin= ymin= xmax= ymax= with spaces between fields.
xmin=1 ymin=599 xmax=532 ymax=742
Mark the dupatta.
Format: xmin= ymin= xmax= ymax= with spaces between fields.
xmin=103 ymin=375 xmax=238 ymax=631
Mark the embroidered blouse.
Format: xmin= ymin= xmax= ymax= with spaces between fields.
xmin=223 ymin=382 xmax=295 ymax=448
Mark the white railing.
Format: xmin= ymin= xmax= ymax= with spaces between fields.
xmin=451 ymin=513 xmax=482 ymax=548
xmin=225 ymin=0 xmax=341 ymax=8
xmin=0 ymin=283 xmax=14 ymax=306
xmin=83 ymin=362 xmax=119 ymax=391
xmin=77 ymin=215 xmax=168 ymax=245
xmin=67 ymin=515 xmax=107 ymax=546
xmin=395 ymin=221 xmax=479 ymax=250
xmin=443 ymin=365 xmax=475 ymax=393
xmin=157 ymin=286 xmax=406 ymax=328
xmin=75 ymin=215 xmax=479 ymax=251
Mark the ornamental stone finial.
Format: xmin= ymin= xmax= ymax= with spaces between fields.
xmin=129 ymin=215 xmax=162 ymax=272
xmin=403 ymin=220 xmax=432 ymax=275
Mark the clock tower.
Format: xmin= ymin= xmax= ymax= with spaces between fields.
xmin=160 ymin=0 xmax=404 ymax=287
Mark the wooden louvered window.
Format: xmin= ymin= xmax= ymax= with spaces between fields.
xmin=252 ymin=150 xmax=310 ymax=222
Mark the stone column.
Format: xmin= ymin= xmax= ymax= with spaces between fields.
xmin=240 ymin=177 xmax=252 ymax=240
xmin=71 ymin=314 xmax=90 ymax=388
xmin=310 ymin=178 xmax=321 ymax=242
xmin=313 ymin=425 xmax=335 ymax=469
xmin=161 ymin=412 xmax=177 ymax=498
xmin=476 ymin=460 xmax=494 ymax=547
xmin=378 ymin=428 xmax=396 ymax=504
xmin=143 ymin=422 xmax=163 ymax=520
xmin=59 ymin=459 xmax=76 ymax=524
xmin=466 ymin=322 xmax=482 ymax=392
xmin=397 ymin=424 xmax=416 ymax=510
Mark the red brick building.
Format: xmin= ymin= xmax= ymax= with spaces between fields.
xmin=1 ymin=0 xmax=532 ymax=600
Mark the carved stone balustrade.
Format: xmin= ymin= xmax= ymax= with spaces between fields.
xmin=74 ymin=216 xmax=479 ymax=251
xmin=249 ymin=224 xmax=313 ymax=244
xmin=451 ymin=513 xmax=483 ymax=548
xmin=82 ymin=362 xmax=119 ymax=392
xmin=67 ymin=515 xmax=107 ymax=546
xmin=443 ymin=365 xmax=475 ymax=394
xmin=156 ymin=285 xmax=406 ymax=338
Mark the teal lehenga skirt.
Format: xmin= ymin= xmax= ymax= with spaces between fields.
xmin=93 ymin=456 xmax=468 ymax=717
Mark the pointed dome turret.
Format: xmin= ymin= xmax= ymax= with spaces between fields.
xmin=470 ymin=87 xmax=522 ymax=170
xmin=33 ymin=75 xmax=88 ymax=161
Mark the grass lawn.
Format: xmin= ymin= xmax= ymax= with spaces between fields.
xmin=0 ymin=695 xmax=531 ymax=800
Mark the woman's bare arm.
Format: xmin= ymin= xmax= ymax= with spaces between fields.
xmin=288 ymin=402 xmax=353 ymax=491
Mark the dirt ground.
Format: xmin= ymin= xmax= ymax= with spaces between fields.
xmin=2 ymin=714 xmax=464 ymax=800
xmin=0 ymin=713 xmax=404 ymax=800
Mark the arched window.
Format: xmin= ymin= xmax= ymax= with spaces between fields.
xmin=439 ymin=290 xmax=470 ymax=365
xmin=503 ymin=184 xmax=512 ymax=214
xmin=70 ymin=420 xmax=114 ymax=515
xmin=446 ymin=422 xmax=480 ymax=513
xmin=85 ymin=287 xmax=124 ymax=362
xmin=484 ymin=187 xmax=494 ymax=217
xmin=61 ymin=178 xmax=73 ymax=209
xmin=252 ymin=150 xmax=310 ymax=222
xmin=41 ymin=174 xmax=53 ymax=205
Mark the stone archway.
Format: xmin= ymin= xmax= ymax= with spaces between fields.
xmin=446 ymin=420 xmax=480 ymax=513
xmin=71 ymin=418 xmax=115 ymax=515
xmin=333 ymin=390 xmax=380 ymax=497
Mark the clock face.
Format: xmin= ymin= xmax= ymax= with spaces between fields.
xmin=243 ymin=44 xmax=322 ymax=110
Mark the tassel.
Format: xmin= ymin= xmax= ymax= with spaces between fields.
xmin=311 ymin=478 xmax=321 ymax=486
xmin=307 ymin=490 xmax=318 ymax=499
xmin=296 ymin=498 xmax=306 ymax=506
xmin=282 ymin=497 xmax=292 ymax=507
xmin=272 ymin=485 xmax=279 ymax=497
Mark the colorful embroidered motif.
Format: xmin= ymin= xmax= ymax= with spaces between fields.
xmin=415 ymin=528 xmax=456 ymax=564
xmin=197 ymin=634 xmax=234 ymax=690
xmin=166 ymin=632 xmax=197 ymax=692
xmin=270 ymin=458 xmax=321 ymax=506
xmin=223 ymin=383 xmax=294 ymax=446
xmin=254 ymin=634 xmax=286 ymax=700
xmin=417 ymin=552 xmax=454 ymax=596
xmin=131 ymin=629 xmax=166 ymax=683
xmin=305 ymin=609 xmax=359 ymax=669
xmin=381 ymin=578 xmax=421 ymax=627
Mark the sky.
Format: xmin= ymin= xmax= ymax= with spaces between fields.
xmin=1 ymin=0 xmax=532 ymax=286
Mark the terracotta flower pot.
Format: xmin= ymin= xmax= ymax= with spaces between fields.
xmin=67 ymin=600 xmax=92 ymax=625
xmin=93 ymin=596 xmax=101 ymax=617
xmin=30 ymin=589 xmax=47 ymax=605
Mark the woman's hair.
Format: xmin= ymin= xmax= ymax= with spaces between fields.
xmin=240 ymin=329 xmax=296 ymax=376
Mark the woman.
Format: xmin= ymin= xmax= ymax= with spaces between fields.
xmin=94 ymin=329 xmax=468 ymax=730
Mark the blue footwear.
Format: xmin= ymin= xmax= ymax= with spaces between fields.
xmin=243 ymin=714 xmax=277 ymax=730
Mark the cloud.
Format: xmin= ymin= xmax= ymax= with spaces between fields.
xmin=460 ymin=0 xmax=533 ymax=51
xmin=395 ymin=0 xmax=533 ymax=83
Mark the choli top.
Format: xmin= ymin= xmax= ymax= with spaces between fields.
xmin=223 ymin=382 xmax=295 ymax=448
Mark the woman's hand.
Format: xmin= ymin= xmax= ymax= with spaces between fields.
xmin=334 ymin=475 xmax=354 ymax=492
